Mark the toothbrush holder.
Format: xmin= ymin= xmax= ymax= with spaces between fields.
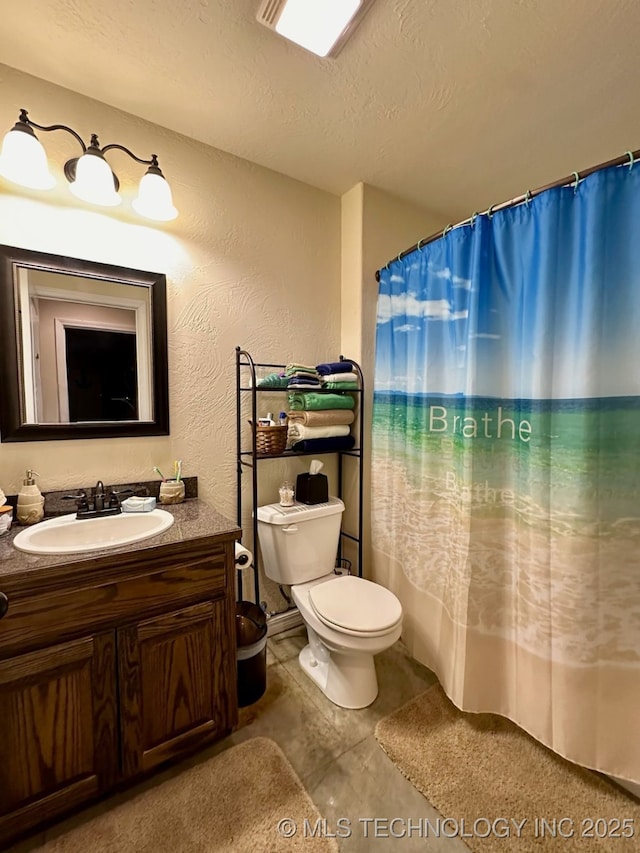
xmin=159 ymin=479 xmax=185 ymax=504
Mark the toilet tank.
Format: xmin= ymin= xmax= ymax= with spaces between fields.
xmin=256 ymin=497 xmax=345 ymax=585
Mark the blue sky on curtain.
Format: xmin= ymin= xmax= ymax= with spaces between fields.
xmin=372 ymin=161 xmax=640 ymax=785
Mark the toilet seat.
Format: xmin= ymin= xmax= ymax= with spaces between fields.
xmin=308 ymin=575 xmax=402 ymax=638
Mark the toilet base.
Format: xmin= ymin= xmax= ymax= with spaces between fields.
xmin=298 ymin=641 xmax=378 ymax=709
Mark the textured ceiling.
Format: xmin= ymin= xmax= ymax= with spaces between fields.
xmin=1 ymin=0 xmax=640 ymax=221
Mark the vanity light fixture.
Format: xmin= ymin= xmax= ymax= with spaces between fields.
xmin=0 ymin=109 xmax=178 ymax=221
xmin=257 ymin=0 xmax=377 ymax=58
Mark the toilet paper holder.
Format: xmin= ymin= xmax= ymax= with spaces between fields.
xmin=234 ymin=541 xmax=259 ymax=606
xmin=234 ymin=542 xmax=253 ymax=568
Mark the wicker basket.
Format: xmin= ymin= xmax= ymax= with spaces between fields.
xmin=255 ymin=424 xmax=288 ymax=456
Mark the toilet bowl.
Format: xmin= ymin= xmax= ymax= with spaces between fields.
xmin=256 ymin=498 xmax=403 ymax=709
xmin=292 ymin=573 xmax=402 ymax=707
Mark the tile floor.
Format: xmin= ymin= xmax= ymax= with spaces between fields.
xmin=255 ymin=627 xmax=470 ymax=852
xmin=9 ymin=628 xmax=470 ymax=852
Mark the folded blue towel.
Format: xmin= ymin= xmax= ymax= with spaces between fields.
xmin=291 ymin=435 xmax=356 ymax=453
xmin=316 ymin=361 xmax=353 ymax=375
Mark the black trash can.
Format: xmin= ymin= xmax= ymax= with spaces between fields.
xmin=235 ymin=601 xmax=268 ymax=707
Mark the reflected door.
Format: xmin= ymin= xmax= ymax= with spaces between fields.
xmin=65 ymin=328 xmax=138 ymax=422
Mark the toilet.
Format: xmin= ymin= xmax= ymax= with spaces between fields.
xmin=257 ymin=497 xmax=403 ymax=708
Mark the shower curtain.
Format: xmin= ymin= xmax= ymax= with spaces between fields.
xmin=372 ymin=163 xmax=640 ymax=784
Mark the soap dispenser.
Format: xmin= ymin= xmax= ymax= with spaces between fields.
xmin=16 ymin=470 xmax=45 ymax=525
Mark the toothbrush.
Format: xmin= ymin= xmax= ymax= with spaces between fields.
xmin=153 ymin=466 xmax=166 ymax=481
xmin=175 ymin=460 xmax=183 ymax=483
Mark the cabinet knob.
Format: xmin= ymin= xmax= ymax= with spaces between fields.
xmin=0 ymin=592 xmax=8 ymax=619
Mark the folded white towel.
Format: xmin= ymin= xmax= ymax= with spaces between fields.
xmin=287 ymin=423 xmax=351 ymax=441
xmin=320 ymin=372 xmax=359 ymax=384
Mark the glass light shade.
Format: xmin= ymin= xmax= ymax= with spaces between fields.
xmin=132 ymin=171 xmax=178 ymax=221
xmin=276 ymin=0 xmax=361 ymax=57
xmin=0 ymin=128 xmax=56 ymax=190
xmin=69 ymin=152 xmax=121 ymax=207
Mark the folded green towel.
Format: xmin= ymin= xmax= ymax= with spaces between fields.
xmin=288 ymin=392 xmax=355 ymax=411
xmin=321 ymin=381 xmax=359 ymax=390
xmin=257 ymin=372 xmax=288 ymax=388
xmin=285 ymin=363 xmax=317 ymax=376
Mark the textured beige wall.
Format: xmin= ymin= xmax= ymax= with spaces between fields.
xmin=0 ymin=65 xmax=448 ymax=608
xmin=0 ymin=65 xmax=340 ymax=591
xmin=341 ymin=183 xmax=450 ymax=577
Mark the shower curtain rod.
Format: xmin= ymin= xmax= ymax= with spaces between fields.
xmin=376 ymin=146 xmax=640 ymax=281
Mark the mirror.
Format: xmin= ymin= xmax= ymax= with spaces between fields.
xmin=0 ymin=245 xmax=169 ymax=441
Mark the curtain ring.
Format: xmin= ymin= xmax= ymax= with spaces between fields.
xmin=625 ymin=151 xmax=634 ymax=171
xmin=487 ymin=204 xmax=497 ymax=219
xmin=397 ymin=253 xmax=403 ymax=263
xmin=572 ymin=171 xmax=580 ymax=194
xmin=524 ymin=190 xmax=532 ymax=205
xmin=443 ymin=224 xmax=452 ymax=238
xmin=417 ymin=239 xmax=424 ymax=252
xmin=469 ymin=212 xmax=479 ymax=228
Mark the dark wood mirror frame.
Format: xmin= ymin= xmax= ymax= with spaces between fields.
xmin=0 ymin=245 xmax=170 ymax=442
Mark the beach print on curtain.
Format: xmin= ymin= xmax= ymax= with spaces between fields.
xmin=372 ymin=163 xmax=640 ymax=784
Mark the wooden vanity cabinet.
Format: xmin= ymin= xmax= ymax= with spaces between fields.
xmin=118 ymin=598 xmax=234 ymax=776
xmin=0 ymin=530 xmax=239 ymax=847
xmin=0 ymin=632 xmax=118 ymax=844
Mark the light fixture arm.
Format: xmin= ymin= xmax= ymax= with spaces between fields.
xmin=16 ymin=108 xmax=87 ymax=153
xmin=101 ymin=145 xmax=168 ymax=179
xmin=101 ymin=143 xmax=158 ymax=167
xmin=15 ymin=112 xmax=161 ymax=169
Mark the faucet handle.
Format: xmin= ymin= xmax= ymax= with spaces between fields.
xmin=108 ymin=488 xmax=133 ymax=508
xmin=62 ymin=490 xmax=89 ymax=511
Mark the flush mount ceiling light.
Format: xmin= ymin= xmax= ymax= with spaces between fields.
xmin=0 ymin=109 xmax=178 ymax=222
xmin=257 ymin=0 xmax=377 ymax=58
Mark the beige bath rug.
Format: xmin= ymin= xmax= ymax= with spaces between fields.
xmin=375 ymin=684 xmax=639 ymax=852
xmin=34 ymin=737 xmax=337 ymax=852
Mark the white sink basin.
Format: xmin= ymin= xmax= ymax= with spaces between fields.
xmin=13 ymin=509 xmax=175 ymax=555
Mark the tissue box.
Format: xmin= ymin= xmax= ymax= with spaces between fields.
xmin=295 ymin=473 xmax=328 ymax=505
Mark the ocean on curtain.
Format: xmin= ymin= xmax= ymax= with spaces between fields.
xmin=372 ymin=162 xmax=640 ymax=785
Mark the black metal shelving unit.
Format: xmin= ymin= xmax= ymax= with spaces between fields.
xmin=235 ymin=347 xmax=364 ymax=606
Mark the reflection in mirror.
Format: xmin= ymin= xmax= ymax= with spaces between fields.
xmin=18 ymin=270 xmax=151 ymax=424
xmin=0 ymin=245 xmax=169 ymax=442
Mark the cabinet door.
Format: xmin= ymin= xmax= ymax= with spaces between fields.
xmin=118 ymin=599 xmax=235 ymax=777
xmin=0 ymin=633 xmax=117 ymax=845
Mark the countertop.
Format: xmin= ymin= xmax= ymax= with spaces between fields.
xmin=0 ymin=500 xmax=240 ymax=582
